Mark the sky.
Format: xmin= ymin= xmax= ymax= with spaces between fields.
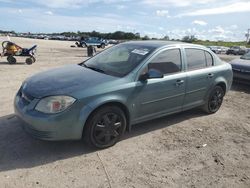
xmin=0 ymin=0 xmax=249 ymax=41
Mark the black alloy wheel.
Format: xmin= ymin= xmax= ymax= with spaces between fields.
xmin=203 ymin=86 xmax=225 ymax=114
xmin=84 ymin=106 xmax=126 ymax=149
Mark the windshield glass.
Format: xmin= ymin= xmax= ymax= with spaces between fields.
xmin=83 ymin=43 xmax=156 ymax=77
xmin=240 ymin=52 xmax=250 ymax=60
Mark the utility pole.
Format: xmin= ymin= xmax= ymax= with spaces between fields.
xmin=246 ymin=29 xmax=250 ymax=43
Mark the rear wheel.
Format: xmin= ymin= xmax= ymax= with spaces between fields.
xmin=202 ymin=86 xmax=225 ymax=114
xmin=7 ymin=55 xmax=16 ymax=64
xmin=84 ymin=106 xmax=126 ymax=149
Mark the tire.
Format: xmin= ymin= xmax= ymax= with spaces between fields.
xmin=7 ymin=55 xmax=16 ymax=64
xmin=83 ymin=106 xmax=127 ymax=149
xmin=25 ymin=57 xmax=34 ymax=65
xmin=81 ymin=43 xmax=87 ymax=48
xmin=202 ymin=86 xmax=225 ymax=114
xmin=101 ymin=43 xmax=105 ymax=49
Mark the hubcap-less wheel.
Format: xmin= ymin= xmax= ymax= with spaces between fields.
xmin=208 ymin=87 xmax=224 ymax=113
xmin=7 ymin=56 xmax=16 ymax=64
xmin=84 ymin=106 xmax=126 ymax=149
xmin=25 ymin=57 xmax=34 ymax=65
xmin=93 ymin=113 xmax=122 ymax=146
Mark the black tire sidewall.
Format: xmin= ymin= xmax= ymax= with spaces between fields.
xmin=25 ymin=57 xmax=33 ymax=65
xmin=7 ymin=56 xmax=16 ymax=64
xmin=84 ymin=106 xmax=126 ymax=149
xmin=207 ymin=86 xmax=224 ymax=113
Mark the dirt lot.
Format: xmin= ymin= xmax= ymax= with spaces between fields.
xmin=0 ymin=37 xmax=249 ymax=188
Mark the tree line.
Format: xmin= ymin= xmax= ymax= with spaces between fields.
xmin=1 ymin=29 xmax=249 ymax=46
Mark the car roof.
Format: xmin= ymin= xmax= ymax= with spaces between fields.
xmin=124 ymin=40 xmax=204 ymax=49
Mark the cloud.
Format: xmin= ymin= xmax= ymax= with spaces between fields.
xmin=116 ymin=5 xmax=126 ymax=10
xmin=158 ymin=27 xmax=164 ymax=31
xmin=143 ymin=0 xmax=217 ymax=7
xmin=45 ymin=11 xmax=53 ymax=15
xmin=0 ymin=7 xmax=146 ymax=33
xmin=163 ymin=25 xmax=245 ymax=41
xmin=228 ymin=24 xmax=238 ymax=30
xmin=179 ymin=1 xmax=250 ymax=16
xmin=20 ymin=0 xmax=131 ymax=9
xmin=156 ymin=10 xmax=169 ymax=17
xmin=192 ymin=20 xmax=207 ymax=26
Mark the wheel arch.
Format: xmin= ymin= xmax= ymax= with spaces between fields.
xmin=214 ymin=76 xmax=230 ymax=93
xmin=82 ymin=100 xmax=131 ymax=138
xmin=215 ymin=82 xmax=226 ymax=94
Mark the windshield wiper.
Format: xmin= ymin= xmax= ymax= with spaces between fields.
xmin=83 ymin=64 xmax=105 ymax=74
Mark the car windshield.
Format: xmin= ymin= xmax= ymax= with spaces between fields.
xmin=240 ymin=52 xmax=250 ymax=60
xmin=83 ymin=43 xmax=156 ymax=77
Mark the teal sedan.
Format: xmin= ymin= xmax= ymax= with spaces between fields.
xmin=14 ymin=41 xmax=233 ymax=148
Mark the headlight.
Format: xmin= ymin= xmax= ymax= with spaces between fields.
xmin=35 ymin=96 xmax=76 ymax=114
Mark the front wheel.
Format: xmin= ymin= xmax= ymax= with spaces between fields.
xmin=101 ymin=43 xmax=105 ymax=49
xmin=202 ymin=86 xmax=225 ymax=114
xmin=25 ymin=57 xmax=35 ymax=65
xmin=84 ymin=106 xmax=126 ymax=149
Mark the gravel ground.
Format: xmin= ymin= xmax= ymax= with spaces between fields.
xmin=0 ymin=37 xmax=249 ymax=188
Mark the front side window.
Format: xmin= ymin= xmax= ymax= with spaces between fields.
xmin=148 ymin=49 xmax=182 ymax=75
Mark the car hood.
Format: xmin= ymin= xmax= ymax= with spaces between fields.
xmin=230 ymin=58 xmax=250 ymax=71
xmin=23 ymin=64 xmax=117 ymax=98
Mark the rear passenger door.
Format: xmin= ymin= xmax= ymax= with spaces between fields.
xmin=183 ymin=48 xmax=215 ymax=110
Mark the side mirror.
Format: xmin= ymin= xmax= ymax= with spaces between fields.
xmin=139 ymin=69 xmax=164 ymax=81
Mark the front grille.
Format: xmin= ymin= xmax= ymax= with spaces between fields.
xmin=18 ymin=86 xmax=35 ymax=104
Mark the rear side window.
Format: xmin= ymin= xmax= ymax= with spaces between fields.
xmin=205 ymin=51 xmax=213 ymax=67
xmin=186 ymin=49 xmax=214 ymax=70
xmin=186 ymin=49 xmax=206 ymax=70
xmin=148 ymin=49 xmax=182 ymax=75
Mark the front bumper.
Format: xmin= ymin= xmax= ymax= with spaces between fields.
xmin=14 ymin=92 xmax=93 ymax=141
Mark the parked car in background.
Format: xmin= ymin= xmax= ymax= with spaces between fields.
xmin=108 ymin=39 xmax=119 ymax=45
xmin=207 ymin=46 xmax=221 ymax=54
xmin=220 ymin=46 xmax=229 ymax=54
xmin=226 ymin=46 xmax=247 ymax=55
xmin=230 ymin=52 xmax=250 ymax=83
xmin=76 ymin=37 xmax=108 ymax=48
xmin=15 ymin=41 xmax=233 ymax=149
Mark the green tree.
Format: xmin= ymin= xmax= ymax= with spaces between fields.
xmin=142 ymin=35 xmax=150 ymax=40
xmin=162 ymin=35 xmax=170 ymax=40
xmin=182 ymin=35 xmax=197 ymax=43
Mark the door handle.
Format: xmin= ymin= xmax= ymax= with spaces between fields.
xmin=176 ymin=79 xmax=184 ymax=86
xmin=207 ymin=73 xmax=214 ymax=78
